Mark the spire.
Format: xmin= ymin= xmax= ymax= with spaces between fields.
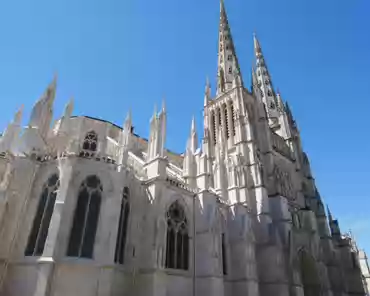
xmin=189 ymin=116 xmax=198 ymax=153
xmin=161 ymin=98 xmax=166 ymax=113
xmin=253 ymin=33 xmax=262 ymax=57
xmin=63 ymin=98 xmax=74 ymax=119
xmin=217 ymin=0 xmax=243 ymax=94
xmin=29 ymin=76 xmax=57 ymax=139
xmin=253 ymin=33 xmax=279 ymax=127
xmin=327 ymin=204 xmax=333 ymax=221
xmin=124 ymin=110 xmax=132 ymax=130
xmin=204 ymin=76 xmax=211 ymax=106
xmin=0 ymin=106 xmax=23 ymax=153
xmin=14 ymin=105 xmax=24 ymax=125
xmin=59 ymin=98 xmax=74 ymax=133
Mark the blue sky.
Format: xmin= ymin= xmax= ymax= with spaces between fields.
xmin=0 ymin=0 xmax=369 ymax=252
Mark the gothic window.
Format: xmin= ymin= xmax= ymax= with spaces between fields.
xmin=212 ymin=111 xmax=217 ymax=145
xmin=217 ymin=108 xmax=222 ymax=126
xmin=257 ymin=81 xmax=261 ymax=87
xmin=228 ymin=67 xmax=232 ymax=74
xmin=267 ymin=90 xmax=272 ymax=96
xmin=25 ymin=174 xmax=59 ymax=256
xmin=269 ymin=101 xmax=275 ymax=109
xmin=227 ymin=55 xmax=232 ymax=61
xmin=222 ymin=233 xmax=227 ymax=275
xmin=80 ymin=131 xmax=98 ymax=158
xmin=257 ymin=70 xmax=261 ymax=76
xmin=226 ymin=45 xmax=229 ymax=50
xmin=114 ymin=187 xmax=130 ymax=264
xmin=223 ymin=104 xmax=229 ymax=139
xmin=67 ymin=175 xmax=102 ymax=258
xmin=259 ymin=89 xmax=264 ymax=97
xmin=230 ymin=103 xmax=236 ymax=136
xmin=165 ymin=201 xmax=189 ymax=270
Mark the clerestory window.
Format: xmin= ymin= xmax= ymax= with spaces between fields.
xmin=114 ymin=187 xmax=130 ymax=264
xmin=67 ymin=175 xmax=102 ymax=258
xmin=25 ymin=174 xmax=59 ymax=256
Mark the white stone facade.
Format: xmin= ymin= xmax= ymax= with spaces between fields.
xmin=0 ymin=1 xmax=368 ymax=296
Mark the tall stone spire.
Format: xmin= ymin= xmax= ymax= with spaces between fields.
xmin=204 ymin=77 xmax=211 ymax=106
xmin=253 ymin=34 xmax=279 ymax=127
xmin=0 ymin=106 xmax=23 ymax=153
xmin=183 ymin=117 xmax=198 ymax=187
xmin=29 ymin=75 xmax=57 ymax=139
xmin=217 ymin=0 xmax=242 ymax=95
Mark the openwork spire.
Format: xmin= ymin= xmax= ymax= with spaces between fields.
xmin=253 ymin=34 xmax=279 ymax=126
xmin=217 ymin=0 xmax=242 ymax=94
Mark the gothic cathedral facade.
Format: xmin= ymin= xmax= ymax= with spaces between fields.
xmin=0 ymin=1 xmax=369 ymax=296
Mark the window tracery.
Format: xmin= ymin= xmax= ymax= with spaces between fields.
xmin=67 ymin=175 xmax=102 ymax=258
xmin=25 ymin=174 xmax=59 ymax=256
xmin=80 ymin=131 xmax=98 ymax=158
xmin=114 ymin=187 xmax=130 ymax=264
xmin=165 ymin=201 xmax=189 ymax=270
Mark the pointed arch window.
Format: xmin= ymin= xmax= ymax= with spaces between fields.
xmin=223 ymin=104 xmax=229 ymax=139
xmin=25 ymin=174 xmax=59 ymax=256
xmin=67 ymin=175 xmax=102 ymax=258
xmin=227 ymin=55 xmax=232 ymax=61
xmin=228 ymin=67 xmax=232 ymax=74
xmin=217 ymin=108 xmax=222 ymax=126
xmin=80 ymin=131 xmax=98 ymax=158
xmin=165 ymin=201 xmax=189 ymax=270
xmin=230 ymin=103 xmax=236 ymax=136
xmin=222 ymin=233 xmax=227 ymax=275
xmin=114 ymin=187 xmax=130 ymax=264
xmin=212 ymin=111 xmax=217 ymax=145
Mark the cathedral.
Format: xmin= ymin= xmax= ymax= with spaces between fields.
xmin=0 ymin=1 xmax=369 ymax=296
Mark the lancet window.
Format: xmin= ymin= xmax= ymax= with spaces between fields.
xmin=223 ymin=104 xmax=229 ymax=139
xmin=211 ymin=111 xmax=217 ymax=145
xmin=67 ymin=175 xmax=102 ymax=258
xmin=165 ymin=201 xmax=189 ymax=270
xmin=114 ymin=187 xmax=130 ymax=264
xmin=230 ymin=103 xmax=236 ymax=136
xmin=222 ymin=233 xmax=227 ymax=275
xmin=25 ymin=174 xmax=59 ymax=256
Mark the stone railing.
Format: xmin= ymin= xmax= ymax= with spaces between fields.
xmin=165 ymin=175 xmax=197 ymax=193
xmin=271 ymin=132 xmax=294 ymax=160
xmin=127 ymin=152 xmax=147 ymax=179
xmin=168 ymin=162 xmax=183 ymax=177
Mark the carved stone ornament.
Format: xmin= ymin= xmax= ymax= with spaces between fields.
xmin=274 ymin=165 xmax=294 ymax=199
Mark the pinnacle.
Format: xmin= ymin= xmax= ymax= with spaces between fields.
xmin=191 ymin=116 xmax=196 ymax=133
xmin=253 ymin=33 xmax=262 ymax=56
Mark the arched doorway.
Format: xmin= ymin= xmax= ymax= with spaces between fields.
xmin=299 ymin=250 xmax=321 ymax=296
